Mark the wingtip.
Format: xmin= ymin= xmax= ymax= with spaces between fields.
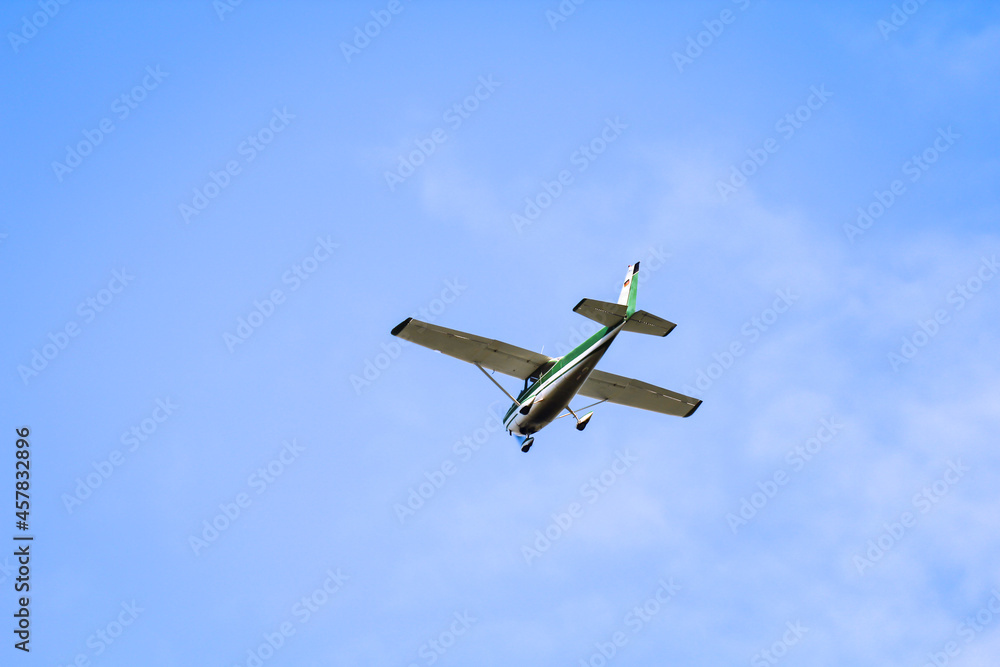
xmin=390 ymin=317 xmax=413 ymax=337
xmin=683 ymin=399 xmax=703 ymax=417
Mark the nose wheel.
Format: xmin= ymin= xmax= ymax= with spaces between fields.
xmin=520 ymin=437 xmax=534 ymax=453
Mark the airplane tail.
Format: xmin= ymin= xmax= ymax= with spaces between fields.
xmin=571 ymin=261 xmax=678 ymax=336
xmin=617 ymin=263 xmax=639 ymax=316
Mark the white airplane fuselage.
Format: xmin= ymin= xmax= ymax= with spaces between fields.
xmin=504 ymin=321 xmax=624 ymax=437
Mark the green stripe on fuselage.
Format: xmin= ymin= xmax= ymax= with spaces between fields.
xmin=504 ymin=322 xmax=618 ymax=423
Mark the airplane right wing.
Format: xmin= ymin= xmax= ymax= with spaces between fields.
xmin=390 ymin=318 xmax=553 ymax=380
xmin=578 ymin=369 xmax=701 ymax=417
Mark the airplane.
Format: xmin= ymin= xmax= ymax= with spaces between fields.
xmin=390 ymin=262 xmax=701 ymax=453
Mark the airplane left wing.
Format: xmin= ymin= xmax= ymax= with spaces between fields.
xmin=391 ymin=318 xmax=553 ymax=380
xmin=578 ymin=369 xmax=701 ymax=417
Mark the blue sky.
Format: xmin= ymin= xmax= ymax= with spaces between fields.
xmin=3 ymin=1 xmax=1000 ymax=665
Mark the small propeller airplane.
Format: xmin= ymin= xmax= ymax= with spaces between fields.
xmin=391 ymin=262 xmax=701 ymax=452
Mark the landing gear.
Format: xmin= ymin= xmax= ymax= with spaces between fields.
xmin=565 ymin=405 xmax=594 ymax=431
xmin=520 ymin=437 xmax=534 ymax=453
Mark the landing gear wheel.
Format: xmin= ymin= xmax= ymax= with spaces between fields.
xmin=520 ymin=437 xmax=534 ymax=453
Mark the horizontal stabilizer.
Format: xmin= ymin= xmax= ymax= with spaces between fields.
xmin=579 ymin=369 xmax=701 ymax=417
xmin=573 ymin=298 xmax=627 ymax=327
xmin=390 ymin=318 xmax=553 ymax=380
xmin=623 ymin=310 xmax=676 ymax=337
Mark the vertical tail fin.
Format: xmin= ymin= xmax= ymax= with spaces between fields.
xmin=617 ymin=262 xmax=640 ymax=316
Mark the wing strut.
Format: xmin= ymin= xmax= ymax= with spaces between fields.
xmin=475 ymin=363 xmax=521 ymax=406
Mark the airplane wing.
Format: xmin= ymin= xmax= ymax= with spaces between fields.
xmin=390 ymin=318 xmax=553 ymax=380
xmin=578 ymin=369 xmax=701 ymax=417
